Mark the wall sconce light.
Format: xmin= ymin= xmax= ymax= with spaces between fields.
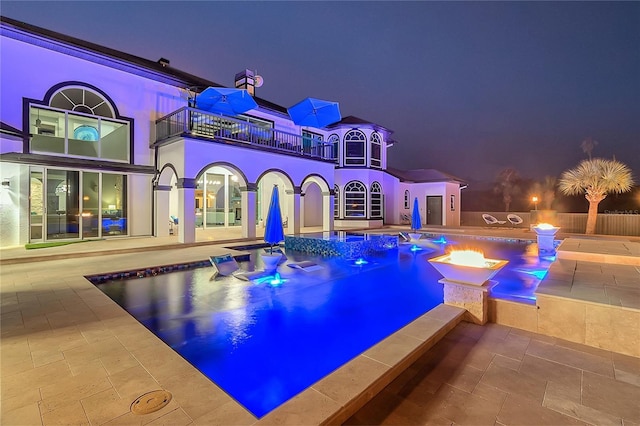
xmin=1 ymin=179 xmax=9 ymax=187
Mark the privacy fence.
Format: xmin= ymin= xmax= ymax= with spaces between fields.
xmin=461 ymin=211 xmax=640 ymax=237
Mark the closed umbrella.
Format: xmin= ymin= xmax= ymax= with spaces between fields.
xmin=287 ymin=97 xmax=341 ymax=128
xmin=195 ymin=87 xmax=258 ymax=116
xmin=411 ymin=198 xmax=422 ymax=232
xmin=264 ymin=185 xmax=285 ymax=253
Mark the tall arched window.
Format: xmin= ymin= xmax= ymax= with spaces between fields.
xmin=370 ymin=182 xmax=382 ymax=218
xmin=328 ymin=134 xmax=340 ymax=162
xmin=344 ymin=130 xmax=366 ymax=166
xmin=344 ymin=181 xmax=366 ymax=217
xmin=404 ymin=190 xmax=410 ymax=209
xmin=370 ymin=132 xmax=382 ymax=168
xmin=334 ymin=185 xmax=340 ymax=218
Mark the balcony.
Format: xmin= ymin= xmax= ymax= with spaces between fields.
xmin=155 ymin=107 xmax=336 ymax=161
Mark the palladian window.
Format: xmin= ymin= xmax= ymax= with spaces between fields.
xmin=344 ymin=130 xmax=366 ymax=166
xmin=344 ymin=181 xmax=366 ymax=217
xmin=30 ymin=86 xmax=130 ymax=162
xmin=328 ymin=134 xmax=340 ymax=161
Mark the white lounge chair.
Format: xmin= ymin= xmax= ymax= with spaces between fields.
xmin=482 ymin=214 xmax=506 ymax=225
xmin=209 ymin=254 xmax=241 ymax=279
xmin=507 ymin=214 xmax=524 ymax=226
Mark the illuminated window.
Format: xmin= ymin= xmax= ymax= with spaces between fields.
xmin=404 ymin=190 xmax=410 ymax=209
xmin=344 ymin=181 xmax=366 ymax=217
xmin=344 ymin=130 xmax=366 ymax=166
xmin=30 ymin=85 xmax=130 ymax=162
xmin=370 ymin=132 xmax=382 ymax=168
xmin=370 ymin=182 xmax=382 ymax=218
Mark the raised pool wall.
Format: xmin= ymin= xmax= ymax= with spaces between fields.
xmin=284 ymin=234 xmax=398 ymax=258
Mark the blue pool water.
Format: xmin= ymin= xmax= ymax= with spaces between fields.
xmin=93 ymin=235 xmax=554 ymax=417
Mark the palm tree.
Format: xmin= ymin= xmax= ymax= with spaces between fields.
xmin=580 ymin=137 xmax=598 ymax=159
xmin=541 ymin=176 xmax=557 ymax=210
xmin=493 ymin=168 xmax=521 ymax=212
xmin=559 ymin=158 xmax=634 ymax=234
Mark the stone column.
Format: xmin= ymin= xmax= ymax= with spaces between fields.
xmin=177 ymin=178 xmax=196 ymax=244
xmin=154 ymin=185 xmax=171 ymax=237
xmin=241 ymin=183 xmax=257 ymax=239
xmin=323 ymin=190 xmax=334 ymax=232
xmin=440 ymin=279 xmax=498 ymax=325
xmin=286 ymin=186 xmax=301 ymax=235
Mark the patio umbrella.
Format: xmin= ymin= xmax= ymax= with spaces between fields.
xmin=264 ymin=185 xmax=285 ymax=253
xmin=411 ymin=198 xmax=422 ymax=232
xmin=287 ymin=97 xmax=341 ymax=128
xmin=195 ymin=87 xmax=258 ymax=116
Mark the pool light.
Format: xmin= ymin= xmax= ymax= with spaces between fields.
xmin=354 ymin=257 xmax=368 ymax=266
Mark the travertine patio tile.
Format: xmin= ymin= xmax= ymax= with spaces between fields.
xmin=442 ymin=362 xmax=484 ymax=393
xmin=490 ymin=353 xmax=521 ymax=371
xmin=612 ymin=352 xmax=640 ymax=375
xmin=497 ymin=393 xmax=585 ymax=425
xmin=526 ymin=339 xmax=615 ymax=377
xmin=1 ymin=359 xmax=71 ymax=401
xmin=582 ymin=371 xmax=640 ymax=422
xmin=108 ymin=365 xmax=162 ymax=403
xmin=159 ymin=370 xmax=231 ymax=421
xmin=147 ymin=407 xmax=193 ymax=425
xmin=80 ymin=388 xmax=134 ymax=426
xmin=100 ymin=398 xmax=182 ymax=426
xmin=420 ymin=383 xmax=503 ymax=426
xmin=1 ymin=387 xmax=42 ymax=416
xmin=41 ymin=400 xmax=90 ymax=426
xmin=471 ymin=382 xmax=508 ymax=406
xmin=1 ymin=402 xmax=42 ymax=426
xmin=479 ymin=363 xmax=547 ymax=404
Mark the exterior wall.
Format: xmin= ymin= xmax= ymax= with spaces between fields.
xmin=0 ymin=162 xmax=27 ymax=247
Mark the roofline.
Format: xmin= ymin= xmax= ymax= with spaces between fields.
xmin=385 ymin=168 xmax=467 ymax=186
xmin=0 ymin=16 xmax=289 ymax=115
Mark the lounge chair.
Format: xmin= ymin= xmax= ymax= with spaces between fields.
xmin=482 ymin=214 xmax=506 ymax=225
xmin=400 ymin=213 xmax=410 ymax=224
xmin=287 ymin=260 xmax=323 ymax=272
xmin=507 ymin=214 xmax=524 ymax=226
xmin=210 ymin=254 xmax=271 ymax=281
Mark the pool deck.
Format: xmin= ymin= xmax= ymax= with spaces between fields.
xmin=1 ymin=226 xmax=639 ymax=425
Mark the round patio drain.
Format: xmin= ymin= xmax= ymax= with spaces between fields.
xmin=130 ymin=390 xmax=172 ymax=415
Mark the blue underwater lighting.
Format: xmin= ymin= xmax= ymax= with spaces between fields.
xmin=354 ymin=257 xmax=369 ymax=265
xmin=410 ymin=244 xmax=422 ymax=252
xmin=433 ymin=236 xmax=448 ymax=244
xmin=269 ymin=273 xmax=285 ymax=287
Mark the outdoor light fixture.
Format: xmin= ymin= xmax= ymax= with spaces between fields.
xmin=1 ymin=180 xmax=9 ymax=187
xmin=532 ymin=196 xmax=539 ymax=210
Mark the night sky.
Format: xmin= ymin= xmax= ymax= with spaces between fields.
xmin=3 ymin=1 xmax=639 ymax=185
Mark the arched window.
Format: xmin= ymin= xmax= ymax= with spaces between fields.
xmin=370 ymin=182 xmax=382 ymax=218
xmin=334 ymin=185 xmax=340 ymax=218
xmin=344 ymin=181 xmax=366 ymax=217
xmin=50 ymin=87 xmax=115 ymax=118
xmin=328 ymin=134 xmax=340 ymax=161
xmin=344 ymin=130 xmax=366 ymax=166
xmin=404 ymin=190 xmax=410 ymax=209
xmin=30 ymin=84 xmax=130 ymax=162
xmin=370 ymin=132 xmax=382 ymax=168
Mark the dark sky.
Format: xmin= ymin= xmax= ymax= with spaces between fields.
xmin=3 ymin=1 xmax=639 ymax=185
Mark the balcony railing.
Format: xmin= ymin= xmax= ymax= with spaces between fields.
xmin=155 ymin=107 xmax=336 ymax=161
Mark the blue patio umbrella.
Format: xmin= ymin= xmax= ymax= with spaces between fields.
xmin=195 ymin=87 xmax=258 ymax=116
xmin=287 ymin=97 xmax=341 ymax=128
xmin=411 ymin=198 xmax=422 ymax=232
xmin=264 ymin=185 xmax=285 ymax=253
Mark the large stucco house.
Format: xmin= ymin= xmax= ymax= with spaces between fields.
xmin=0 ymin=16 xmax=465 ymax=249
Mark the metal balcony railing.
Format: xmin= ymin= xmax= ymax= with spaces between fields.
xmin=155 ymin=107 xmax=336 ymax=161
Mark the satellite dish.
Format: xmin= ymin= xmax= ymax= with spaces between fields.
xmin=254 ymin=75 xmax=264 ymax=88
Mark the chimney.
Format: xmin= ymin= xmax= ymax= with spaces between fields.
xmin=158 ymin=58 xmax=170 ymax=67
xmin=234 ymin=69 xmax=255 ymax=95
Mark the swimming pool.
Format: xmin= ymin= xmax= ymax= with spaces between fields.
xmin=93 ymin=235 xmax=553 ymax=417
